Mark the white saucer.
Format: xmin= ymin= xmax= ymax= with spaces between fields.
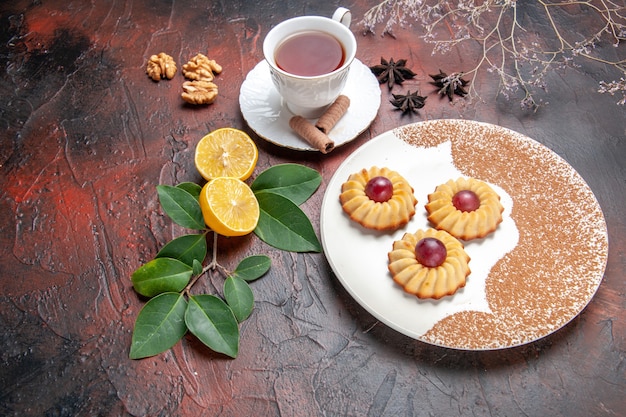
xmin=239 ymin=59 xmax=381 ymax=151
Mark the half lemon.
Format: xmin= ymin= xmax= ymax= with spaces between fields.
xmin=194 ymin=128 xmax=258 ymax=181
xmin=199 ymin=177 xmax=260 ymax=236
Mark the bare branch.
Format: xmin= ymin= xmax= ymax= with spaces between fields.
xmin=361 ymin=0 xmax=626 ymax=108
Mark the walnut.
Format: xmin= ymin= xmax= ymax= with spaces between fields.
xmin=181 ymin=80 xmax=218 ymax=104
xmin=182 ymin=53 xmax=222 ymax=82
xmin=146 ymin=52 xmax=177 ymax=81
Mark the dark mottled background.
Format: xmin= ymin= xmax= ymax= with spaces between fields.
xmin=1 ymin=1 xmax=624 ymax=416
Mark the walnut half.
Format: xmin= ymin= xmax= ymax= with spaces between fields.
xmin=182 ymin=53 xmax=222 ymax=82
xmin=181 ymin=80 xmax=218 ymax=104
xmin=146 ymin=52 xmax=177 ymax=81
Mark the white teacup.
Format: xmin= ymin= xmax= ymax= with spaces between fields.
xmin=263 ymin=8 xmax=356 ymax=118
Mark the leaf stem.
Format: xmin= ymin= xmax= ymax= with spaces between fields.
xmin=207 ymin=234 xmax=229 ymax=274
xmin=208 ymin=232 xmax=219 ymax=270
xmin=184 ymin=232 xmax=219 ymax=296
xmin=183 ymin=273 xmax=202 ymax=296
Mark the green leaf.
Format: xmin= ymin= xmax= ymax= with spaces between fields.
xmin=176 ymin=182 xmax=202 ymax=199
xmin=156 ymin=233 xmax=207 ymax=267
xmin=192 ymin=259 xmax=203 ymax=276
xmin=254 ymin=192 xmax=322 ymax=252
xmin=131 ymin=257 xmax=193 ymax=297
xmin=224 ymin=277 xmax=254 ymax=322
xmin=130 ymin=292 xmax=188 ymax=359
xmin=251 ymin=163 xmax=321 ymax=205
xmin=232 ymin=255 xmax=271 ymax=282
xmin=157 ymin=185 xmax=205 ymax=230
xmin=185 ymin=295 xmax=239 ymax=358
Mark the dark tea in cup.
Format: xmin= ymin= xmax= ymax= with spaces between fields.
xmin=275 ymin=30 xmax=345 ymax=77
xmin=262 ymin=9 xmax=356 ymax=118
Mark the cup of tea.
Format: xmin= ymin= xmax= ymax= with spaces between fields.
xmin=263 ymin=8 xmax=356 ymax=118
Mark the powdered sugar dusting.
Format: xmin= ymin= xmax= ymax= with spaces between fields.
xmin=394 ymin=120 xmax=608 ymax=349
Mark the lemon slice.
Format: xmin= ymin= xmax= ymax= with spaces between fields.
xmin=199 ymin=177 xmax=260 ymax=236
xmin=194 ymin=128 xmax=258 ymax=181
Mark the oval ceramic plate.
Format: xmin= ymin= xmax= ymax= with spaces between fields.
xmin=239 ymin=59 xmax=381 ymax=151
xmin=320 ymin=119 xmax=608 ymax=350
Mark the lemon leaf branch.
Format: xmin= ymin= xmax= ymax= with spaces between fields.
xmin=129 ymin=162 xmax=321 ymax=359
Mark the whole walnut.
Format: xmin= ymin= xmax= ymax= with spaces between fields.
xmin=182 ymin=53 xmax=222 ymax=82
xmin=146 ymin=52 xmax=177 ymax=81
xmin=181 ymin=80 xmax=218 ymax=104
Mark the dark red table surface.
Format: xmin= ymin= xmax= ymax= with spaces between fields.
xmin=1 ymin=1 xmax=625 ymax=416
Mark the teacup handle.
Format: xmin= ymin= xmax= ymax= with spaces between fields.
xmin=332 ymin=7 xmax=352 ymax=28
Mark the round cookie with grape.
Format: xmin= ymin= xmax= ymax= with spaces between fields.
xmin=339 ymin=166 xmax=417 ymax=231
xmin=388 ymin=228 xmax=471 ymax=299
xmin=425 ymin=177 xmax=504 ymax=240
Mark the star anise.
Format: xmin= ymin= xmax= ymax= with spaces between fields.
xmin=390 ymin=90 xmax=427 ymax=114
xmin=370 ymin=57 xmax=416 ymax=89
xmin=429 ymin=70 xmax=469 ymax=101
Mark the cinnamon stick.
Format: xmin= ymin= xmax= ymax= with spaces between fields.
xmin=289 ymin=116 xmax=335 ymax=153
xmin=315 ymin=95 xmax=350 ymax=134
